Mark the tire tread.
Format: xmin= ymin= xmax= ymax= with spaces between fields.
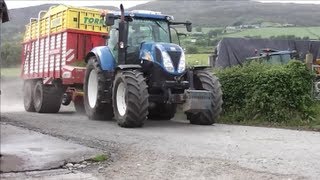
xmin=113 ymin=70 xmax=149 ymax=128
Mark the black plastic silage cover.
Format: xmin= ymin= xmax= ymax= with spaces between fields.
xmin=215 ymin=38 xmax=320 ymax=68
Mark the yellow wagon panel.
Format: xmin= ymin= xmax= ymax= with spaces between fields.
xmin=23 ymin=5 xmax=109 ymax=42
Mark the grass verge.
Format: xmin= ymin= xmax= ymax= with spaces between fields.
xmin=1 ymin=67 xmax=20 ymax=78
xmin=219 ymin=102 xmax=320 ymax=131
xmin=90 ymin=154 xmax=108 ymax=162
xmin=186 ymin=54 xmax=210 ymax=66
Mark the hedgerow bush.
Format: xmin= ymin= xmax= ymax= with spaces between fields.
xmin=215 ymin=60 xmax=315 ymax=123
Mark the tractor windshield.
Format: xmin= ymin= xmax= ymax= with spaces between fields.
xmin=128 ymin=18 xmax=170 ymax=47
xmin=107 ymin=18 xmax=171 ymax=61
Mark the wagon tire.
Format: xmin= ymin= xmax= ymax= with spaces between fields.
xmin=33 ymin=81 xmax=63 ymax=113
xmin=23 ymin=80 xmax=36 ymax=112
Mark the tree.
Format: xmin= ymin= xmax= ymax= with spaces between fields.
xmin=195 ymin=26 xmax=202 ymax=32
xmin=186 ymin=46 xmax=199 ymax=54
xmin=302 ymin=36 xmax=310 ymax=40
xmin=1 ymin=43 xmax=22 ymax=67
xmin=232 ymin=21 xmax=243 ymax=26
xmin=208 ymin=29 xmax=223 ymax=38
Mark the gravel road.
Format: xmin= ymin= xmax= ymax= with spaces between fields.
xmin=1 ymin=78 xmax=320 ymax=179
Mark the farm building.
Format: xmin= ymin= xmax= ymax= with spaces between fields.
xmin=215 ymin=37 xmax=320 ymax=68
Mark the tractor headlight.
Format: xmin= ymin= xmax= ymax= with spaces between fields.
xmin=178 ymin=51 xmax=186 ymax=73
xmin=162 ymin=51 xmax=175 ymax=73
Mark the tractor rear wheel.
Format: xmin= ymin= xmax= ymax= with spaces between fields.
xmin=33 ymin=81 xmax=63 ymax=113
xmin=84 ymin=57 xmax=113 ymax=120
xmin=23 ymin=80 xmax=36 ymax=112
xmin=112 ymin=70 xmax=149 ymax=128
xmin=148 ymin=103 xmax=176 ymax=120
xmin=186 ymin=70 xmax=223 ymax=125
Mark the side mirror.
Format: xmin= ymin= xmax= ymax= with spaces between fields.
xmin=105 ymin=13 xmax=115 ymax=26
xmin=186 ymin=21 xmax=192 ymax=32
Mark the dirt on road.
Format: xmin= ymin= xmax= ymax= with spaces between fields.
xmin=1 ymin=78 xmax=320 ymax=179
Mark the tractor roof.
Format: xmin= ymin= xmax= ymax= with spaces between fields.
xmin=112 ymin=10 xmax=172 ymax=21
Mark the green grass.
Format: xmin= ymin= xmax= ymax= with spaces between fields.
xmin=1 ymin=67 xmax=20 ymax=77
xmin=179 ymin=26 xmax=320 ymax=39
xmin=223 ymin=27 xmax=320 ymax=39
xmin=219 ymin=102 xmax=320 ymax=131
xmin=309 ymin=102 xmax=320 ymax=130
xmin=186 ymin=54 xmax=210 ymax=66
xmin=91 ymin=154 xmax=108 ymax=162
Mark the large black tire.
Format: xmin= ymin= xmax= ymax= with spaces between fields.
xmin=84 ymin=57 xmax=113 ymax=120
xmin=23 ymin=80 xmax=36 ymax=112
xmin=186 ymin=70 xmax=223 ymax=125
xmin=112 ymin=70 xmax=149 ymax=128
xmin=33 ymin=81 xmax=63 ymax=113
xmin=148 ymin=103 xmax=176 ymax=120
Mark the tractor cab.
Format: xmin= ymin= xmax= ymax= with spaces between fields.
xmin=104 ymin=8 xmax=191 ymax=74
xmin=108 ymin=14 xmax=171 ymax=63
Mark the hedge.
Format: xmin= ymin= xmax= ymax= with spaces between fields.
xmin=215 ymin=60 xmax=316 ymax=123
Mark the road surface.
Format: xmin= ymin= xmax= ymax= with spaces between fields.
xmin=1 ymin=78 xmax=320 ymax=179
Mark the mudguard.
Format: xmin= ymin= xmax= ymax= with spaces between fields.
xmin=86 ymin=46 xmax=116 ymax=71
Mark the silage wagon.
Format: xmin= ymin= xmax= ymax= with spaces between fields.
xmin=21 ymin=5 xmax=108 ymax=113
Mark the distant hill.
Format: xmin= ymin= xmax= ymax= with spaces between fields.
xmin=1 ymin=4 xmax=118 ymax=42
xmin=130 ymin=0 xmax=320 ymax=27
xmin=2 ymin=1 xmax=320 ymax=43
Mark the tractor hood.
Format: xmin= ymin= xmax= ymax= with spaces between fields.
xmin=139 ymin=42 xmax=186 ymax=75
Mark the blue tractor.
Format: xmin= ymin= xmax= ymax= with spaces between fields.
xmin=83 ymin=5 xmax=223 ymax=128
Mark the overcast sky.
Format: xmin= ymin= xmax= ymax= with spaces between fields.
xmin=5 ymin=0 xmax=320 ymax=9
xmin=5 ymin=0 xmax=150 ymax=9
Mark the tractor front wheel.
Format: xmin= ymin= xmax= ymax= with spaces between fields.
xmin=112 ymin=70 xmax=149 ymax=128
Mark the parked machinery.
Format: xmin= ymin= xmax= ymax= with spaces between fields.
xmin=313 ymin=59 xmax=320 ymax=100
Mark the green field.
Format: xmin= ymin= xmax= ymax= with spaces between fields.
xmin=186 ymin=54 xmax=210 ymax=66
xmin=223 ymin=27 xmax=320 ymax=39
xmin=180 ymin=26 xmax=320 ymax=39
xmin=1 ymin=67 xmax=20 ymax=77
xmin=176 ymin=27 xmax=221 ymax=34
